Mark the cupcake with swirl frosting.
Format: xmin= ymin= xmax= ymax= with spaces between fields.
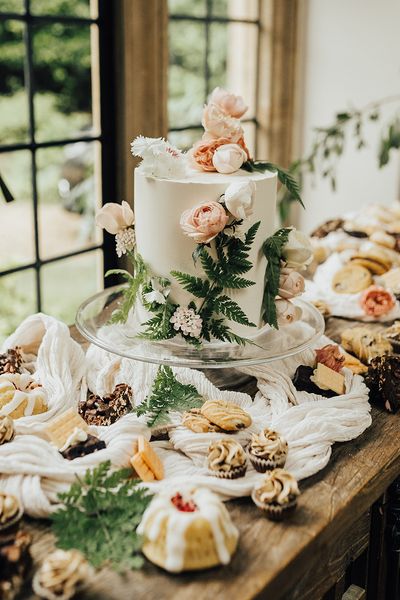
xmin=207 ymin=439 xmax=247 ymax=479
xmin=247 ymin=428 xmax=288 ymax=472
xmin=251 ymin=468 xmax=300 ymax=521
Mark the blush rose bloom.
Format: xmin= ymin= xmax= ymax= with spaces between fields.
xmin=180 ymin=201 xmax=229 ymax=244
xmin=359 ymin=285 xmax=396 ymax=317
xmin=190 ymin=137 xmax=231 ymax=172
xmin=212 ymin=143 xmax=247 ymax=174
xmin=95 ymin=201 xmax=134 ymax=235
xmin=315 ymin=344 xmax=345 ymax=373
xmin=209 ymin=87 xmax=248 ymax=119
xmin=282 ymin=229 xmax=314 ymax=270
xmin=278 ymin=268 xmax=305 ymax=299
xmin=224 ymin=180 xmax=255 ymax=220
xmin=276 ymin=299 xmax=302 ymax=326
xmin=202 ymin=103 xmax=243 ymax=142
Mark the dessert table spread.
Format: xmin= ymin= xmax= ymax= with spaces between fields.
xmin=19 ymin=317 xmax=400 ymax=600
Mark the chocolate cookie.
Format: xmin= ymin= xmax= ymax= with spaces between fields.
xmin=79 ymin=383 xmax=132 ymax=426
xmin=365 ymin=355 xmax=400 ymax=413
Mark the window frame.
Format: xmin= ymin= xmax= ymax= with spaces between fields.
xmin=0 ymin=0 xmax=117 ymax=311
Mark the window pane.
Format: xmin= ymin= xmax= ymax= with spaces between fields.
xmin=209 ymin=22 xmax=257 ymax=118
xmin=168 ymin=128 xmax=202 ymax=151
xmin=0 ymin=151 xmax=35 ymax=270
xmin=0 ymin=0 xmax=24 ymax=13
xmin=168 ymin=0 xmax=206 ymax=17
xmin=30 ymin=0 xmax=91 ymax=18
xmin=211 ymin=0 xmax=259 ymax=20
xmin=41 ymin=250 xmax=102 ymax=323
xmin=32 ymin=23 xmax=93 ymax=142
xmin=37 ymin=141 xmax=101 ymax=260
xmin=168 ymin=21 xmax=206 ymax=128
xmin=0 ymin=20 xmax=29 ymax=144
xmin=0 ymin=270 xmax=36 ymax=343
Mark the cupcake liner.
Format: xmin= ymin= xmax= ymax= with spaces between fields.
xmin=208 ymin=463 xmax=247 ymax=479
xmin=247 ymin=451 xmax=287 ymax=473
xmin=251 ymin=490 xmax=297 ymax=521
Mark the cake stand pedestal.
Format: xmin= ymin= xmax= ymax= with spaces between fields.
xmin=76 ymin=285 xmax=325 ymax=388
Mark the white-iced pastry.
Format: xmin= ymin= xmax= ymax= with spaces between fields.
xmin=134 ymin=168 xmax=277 ymax=336
xmin=137 ymin=486 xmax=239 ymax=572
xmin=32 ymin=549 xmax=92 ymax=600
xmin=0 ymin=373 xmax=47 ymax=419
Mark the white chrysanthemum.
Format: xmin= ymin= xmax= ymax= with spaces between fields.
xmin=115 ymin=227 xmax=135 ymax=257
xmin=170 ymin=306 xmax=203 ymax=338
xmin=130 ymin=136 xmax=187 ymax=179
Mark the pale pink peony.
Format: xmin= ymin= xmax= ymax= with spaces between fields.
xmin=190 ymin=137 xmax=231 ymax=172
xmin=278 ymin=268 xmax=305 ymax=299
xmin=209 ymin=87 xmax=248 ymax=118
xmin=276 ymin=299 xmax=302 ymax=326
xmin=202 ymin=103 xmax=243 ymax=142
xmin=315 ymin=344 xmax=345 ymax=373
xmin=359 ymin=285 xmax=396 ymax=317
xmin=180 ymin=201 xmax=228 ymax=244
xmin=212 ymin=143 xmax=247 ymax=174
xmin=95 ymin=201 xmax=134 ymax=235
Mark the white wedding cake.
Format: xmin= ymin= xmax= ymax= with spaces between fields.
xmin=96 ymin=87 xmax=311 ymax=347
xmin=134 ymin=169 xmax=277 ymax=337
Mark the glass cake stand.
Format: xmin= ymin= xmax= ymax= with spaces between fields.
xmin=76 ymin=284 xmax=325 ymax=375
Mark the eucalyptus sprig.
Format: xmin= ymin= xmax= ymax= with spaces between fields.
xmin=279 ymin=94 xmax=400 ymax=222
xmin=52 ymin=461 xmax=152 ymax=572
xmin=262 ymin=228 xmax=291 ymax=328
xmin=134 ymin=365 xmax=203 ymax=427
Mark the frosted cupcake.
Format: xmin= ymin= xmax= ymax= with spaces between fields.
xmin=247 ymin=428 xmax=288 ymax=472
xmin=0 ymin=492 xmax=23 ymax=532
xmin=208 ymin=439 xmax=247 ymax=479
xmin=251 ymin=468 xmax=300 ymax=521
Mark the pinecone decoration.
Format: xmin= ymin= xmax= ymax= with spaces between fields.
xmin=0 ymin=348 xmax=23 ymax=376
xmin=78 ymin=383 xmax=132 ymax=426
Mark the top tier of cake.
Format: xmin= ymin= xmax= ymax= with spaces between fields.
xmin=134 ymin=167 xmax=277 ymax=337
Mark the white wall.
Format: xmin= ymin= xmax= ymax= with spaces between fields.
xmin=298 ymin=0 xmax=400 ymax=233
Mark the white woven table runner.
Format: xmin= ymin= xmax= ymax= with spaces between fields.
xmin=0 ymin=314 xmax=371 ymax=517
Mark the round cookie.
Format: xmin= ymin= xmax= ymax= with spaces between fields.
xmin=332 ymin=265 xmax=372 ymax=294
xmin=201 ymin=399 xmax=252 ymax=431
xmin=181 ymin=409 xmax=223 ymax=434
xmin=370 ymin=231 xmax=396 ymax=250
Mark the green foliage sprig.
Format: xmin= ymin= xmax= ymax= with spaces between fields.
xmin=262 ymin=228 xmax=291 ymax=329
xmin=171 ymin=221 xmax=260 ymax=345
xmin=279 ymin=95 xmax=400 ymax=222
xmin=106 ymin=253 xmax=148 ymax=325
xmin=52 ymin=461 xmax=152 ymax=572
xmin=242 ymin=160 xmax=304 ymax=208
xmin=134 ymin=365 xmax=203 ymax=427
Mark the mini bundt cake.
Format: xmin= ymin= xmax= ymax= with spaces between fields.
xmin=137 ymin=486 xmax=238 ymax=572
xmin=0 ymin=373 xmax=47 ymax=419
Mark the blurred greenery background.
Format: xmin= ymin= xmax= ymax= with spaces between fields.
xmin=0 ymin=0 xmax=256 ymax=341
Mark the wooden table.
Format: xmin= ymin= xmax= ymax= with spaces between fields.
xmin=23 ymin=317 xmax=400 ymax=600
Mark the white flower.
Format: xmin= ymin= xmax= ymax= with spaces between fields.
xmin=282 ymin=229 xmax=314 ymax=270
xmin=224 ymin=180 xmax=256 ymax=220
xmin=130 ymin=136 xmax=187 ymax=179
xmin=143 ymin=278 xmax=170 ymax=305
xmin=212 ymin=143 xmax=247 ymax=174
xmin=95 ymin=201 xmax=134 ymax=235
xmin=275 ymin=299 xmax=303 ymax=326
xmin=170 ymin=306 xmax=203 ymax=338
xmin=115 ymin=228 xmax=135 ymax=257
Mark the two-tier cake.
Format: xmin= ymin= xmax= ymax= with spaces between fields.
xmin=95 ymin=87 xmax=312 ymax=346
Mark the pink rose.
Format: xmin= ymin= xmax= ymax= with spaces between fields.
xmin=209 ymin=87 xmax=248 ymax=119
xmin=359 ymin=285 xmax=396 ymax=317
xmin=95 ymin=201 xmax=134 ymax=235
xmin=278 ymin=268 xmax=305 ymax=299
xmin=202 ymin=103 xmax=243 ymax=142
xmin=190 ymin=137 xmax=231 ymax=172
xmin=276 ymin=299 xmax=302 ymax=326
xmin=315 ymin=344 xmax=345 ymax=373
xmin=180 ymin=201 xmax=228 ymax=244
xmin=212 ymin=143 xmax=247 ymax=174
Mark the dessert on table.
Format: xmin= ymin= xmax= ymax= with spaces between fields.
xmin=137 ymin=486 xmax=239 ymax=572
